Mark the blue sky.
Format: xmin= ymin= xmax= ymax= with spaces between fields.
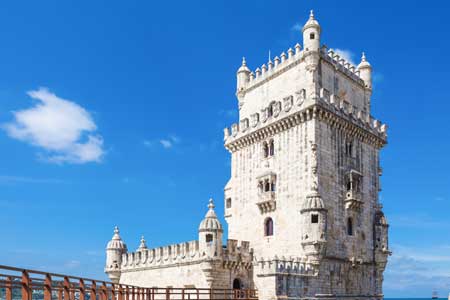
xmin=0 ymin=0 xmax=449 ymax=297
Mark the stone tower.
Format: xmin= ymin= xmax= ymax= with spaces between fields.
xmin=105 ymin=226 xmax=127 ymax=283
xmin=223 ymin=11 xmax=390 ymax=300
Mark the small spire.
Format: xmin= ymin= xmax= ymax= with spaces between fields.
xmin=114 ymin=226 xmax=119 ymax=234
xmin=361 ymin=52 xmax=367 ymax=62
xmin=242 ymin=57 xmax=247 ymax=66
xmin=310 ymin=10 xmax=315 ymax=19
xmin=208 ymin=198 xmax=215 ymax=210
xmin=137 ymin=235 xmax=147 ymax=251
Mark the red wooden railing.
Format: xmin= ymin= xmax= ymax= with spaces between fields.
xmin=0 ymin=265 xmax=257 ymax=300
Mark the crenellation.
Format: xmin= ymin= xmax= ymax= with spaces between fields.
xmin=224 ymin=91 xmax=388 ymax=149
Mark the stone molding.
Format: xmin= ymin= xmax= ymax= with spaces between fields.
xmin=225 ymin=101 xmax=387 ymax=152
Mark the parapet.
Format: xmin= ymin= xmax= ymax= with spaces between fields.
xmin=254 ymin=256 xmax=317 ymax=277
xmin=121 ymin=240 xmax=202 ymax=271
xmin=224 ymin=89 xmax=388 ymax=150
xmin=240 ymin=43 xmax=304 ymax=94
xmin=238 ymin=43 xmax=367 ymax=96
xmin=320 ymin=46 xmax=365 ymax=85
xmin=222 ymin=239 xmax=253 ymax=270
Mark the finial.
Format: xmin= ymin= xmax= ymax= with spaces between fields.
xmin=310 ymin=10 xmax=314 ymax=19
xmin=208 ymin=198 xmax=215 ymax=210
xmin=114 ymin=226 xmax=119 ymax=234
xmin=137 ymin=235 xmax=147 ymax=250
xmin=361 ymin=52 xmax=366 ymax=62
xmin=242 ymin=57 xmax=247 ymax=66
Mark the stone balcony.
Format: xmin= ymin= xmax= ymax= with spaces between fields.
xmin=344 ymin=190 xmax=363 ymax=210
xmin=256 ymin=191 xmax=276 ymax=214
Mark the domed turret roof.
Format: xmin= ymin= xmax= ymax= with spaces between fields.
xmin=302 ymin=10 xmax=320 ymax=33
xmin=237 ymin=57 xmax=251 ymax=74
xmin=301 ymin=192 xmax=326 ymax=211
xmin=199 ymin=199 xmax=223 ymax=232
xmin=136 ymin=235 xmax=148 ymax=251
xmin=357 ymin=52 xmax=371 ymax=69
xmin=106 ymin=226 xmax=127 ymax=250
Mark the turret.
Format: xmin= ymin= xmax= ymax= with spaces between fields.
xmin=300 ymin=142 xmax=327 ymax=264
xmin=302 ymin=10 xmax=321 ymax=52
xmin=136 ymin=235 xmax=148 ymax=252
xmin=300 ymin=191 xmax=327 ymax=263
xmin=236 ymin=57 xmax=251 ymax=100
xmin=105 ymin=226 xmax=127 ymax=283
xmin=357 ymin=52 xmax=372 ymax=89
xmin=198 ymin=198 xmax=223 ymax=258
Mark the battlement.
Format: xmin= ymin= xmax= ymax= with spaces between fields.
xmin=121 ymin=240 xmax=200 ymax=270
xmin=320 ymin=46 xmax=365 ymax=85
xmin=224 ymin=89 xmax=387 ymax=150
xmin=254 ymin=256 xmax=317 ymax=277
xmin=239 ymin=43 xmax=367 ymax=97
xmin=120 ymin=239 xmax=252 ymax=271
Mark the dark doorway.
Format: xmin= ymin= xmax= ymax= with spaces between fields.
xmin=233 ymin=278 xmax=242 ymax=289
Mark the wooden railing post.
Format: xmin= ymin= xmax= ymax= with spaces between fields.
xmin=63 ymin=277 xmax=70 ymax=300
xmin=44 ymin=274 xmax=52 ymax=300
xmin=165 ymin=288 xmax=169 ymax=300
xmin=91 ymin=281 xmax=97 ymax=300
xmin=181 ymin=289 xmax=185 ymax=300
xmin=79 ymin=279 xmax=86 ymax=300
xmin=125 ymin=286 xmax=130 ymax=300
xmin=209 ymin=288 xmax=213 ymax=300
xmin=118 ymin=285 xmax=124 ymax=300
xmin=5 ymin=276 xmax=12 ymax=300
xmin=21 ymin=270 xmax=31 ymax=300
xmin=102 ymin=282 xmax=108 ymax=300
xmin=111 ymin=284 xmax=116 ymax=300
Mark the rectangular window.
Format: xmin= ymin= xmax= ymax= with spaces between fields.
xmin=311 ymin=214 xmax=319 ymax=223
xmin=226 ymin=198 xmax=232 ymax=208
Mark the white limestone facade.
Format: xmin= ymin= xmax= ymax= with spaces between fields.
xmin=105 ymin=11 xmax=390 ymax=300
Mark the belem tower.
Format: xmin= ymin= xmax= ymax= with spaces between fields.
xmin=105 ymin=11 xmax=391 ymax=300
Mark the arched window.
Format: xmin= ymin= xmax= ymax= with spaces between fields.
xmin=264 ymin=218 xmax=274 ymax=236
xmin=264 ymin=181 xmax=270 ymax=192
xmin=269 ymin=140 xmax=275 ymax=156
xmin=263 ymin=142 xmax=269 ymax=158
xmin=345 ymin=141 xmax=353 ymax=157
xmin=347 ymin=218 xmax=353 ymax=236
xmin=268 ymin=105 xmax=273 ymax=117
xmin=205 ymin=234 xmax=213 ymax=243
xmin=270 ymin=182 xmax=276 ymax=192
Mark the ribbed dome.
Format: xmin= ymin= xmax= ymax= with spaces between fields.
xmin=302 ymin=10 xmax=320 ymax=33
xmin=106 ymin=226 xmax=127 ymax=250
xmin=199 ymin=199 xmax=223 ymax=232
xmin=301 ymin=192 xmax=326 ymax=211
xmin=357 ymin=52 xmax=371 ymax=69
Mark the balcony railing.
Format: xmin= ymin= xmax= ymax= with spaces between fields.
xmin=0 ymin=265 xmax=257 ymax=300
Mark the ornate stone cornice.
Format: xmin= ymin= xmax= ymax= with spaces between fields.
xmin=224 ymin=103 xmax=387 ymax=152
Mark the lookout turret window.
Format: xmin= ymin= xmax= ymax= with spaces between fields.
xmin=310 ymin=33 xmax=315 ymax=39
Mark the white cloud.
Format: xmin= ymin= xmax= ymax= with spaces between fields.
xmin=333 ymin=48 xmax=356 ymax=65
xmin=291 ymin=23 xmax=302 ymax=32
xmin=384 ymin=244 xmax=450 ymax=296
xmin=0 ymin=175 xmax=64 ymax=184
xmin=144 ymin=135 xmax=180 ymax=150
xmin=218 ymin=109 xmax=237 ymax=119
xmin=2 ymin=88 xmax=104 ymax=164
xmin=160 ymin=139 xmax=173 ymax=148
xmin=64 ymin=260 xmax=81 ymax=269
